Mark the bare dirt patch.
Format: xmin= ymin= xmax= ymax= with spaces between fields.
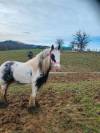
xmin=0 ymin=90 xmax=82 ymax=133
xmin=49 ymin=72 xmax=100 ymax=83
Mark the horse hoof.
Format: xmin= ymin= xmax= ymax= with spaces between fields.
xmin=27 ymin=105 xmax=39 ymax=114
xmin=35 ymin=101 xmax=40 ymax=108
xmin=27 ymin=105 xmax=35 ymax=110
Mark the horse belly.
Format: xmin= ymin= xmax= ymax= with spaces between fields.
xmin=13 ymin=64 xmax=32 ymax=84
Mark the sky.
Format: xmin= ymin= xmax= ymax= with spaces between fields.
xmin=0 ymin=0 xmax=100 ymax=50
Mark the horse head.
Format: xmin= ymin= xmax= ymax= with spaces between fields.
xmin=50 ymin=44 xmax=61 ymax=71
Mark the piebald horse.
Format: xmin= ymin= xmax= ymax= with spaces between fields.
xmin=0 ymin=45 xmax=60 ymax=108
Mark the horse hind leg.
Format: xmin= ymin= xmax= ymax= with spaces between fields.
xmin=0 ymin=84 xmax=8 ymax=104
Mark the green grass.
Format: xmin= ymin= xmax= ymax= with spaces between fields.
xmin=41 ymin=81 xmax=100 ymax=133
xmin=8 ymin=80 xmax=100 ymax=133
xmin=0 ymin=49 xmax=42 ymax=63
xmin=1 ymin=49 xmax=100 ymax=72
xmin=61 ymin=52 xmax=100 ymax=72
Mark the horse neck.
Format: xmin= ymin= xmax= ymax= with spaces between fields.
xmin=25 ymin=50 xmax=51 ymax=74
xmin=39 ymin=55 xmax=51 ymax=74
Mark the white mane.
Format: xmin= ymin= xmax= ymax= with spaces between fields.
xmin=35 ymin=48 xmax=51 ymax=74
xmin=36 ymin=48 xmax=50 ymax=60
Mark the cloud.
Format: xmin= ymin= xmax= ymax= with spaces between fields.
xmin=0 ymin=0 xmax=100 ymax=46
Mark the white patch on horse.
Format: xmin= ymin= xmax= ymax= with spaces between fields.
xmin=12 ymin=62 xmax=33 ymax=83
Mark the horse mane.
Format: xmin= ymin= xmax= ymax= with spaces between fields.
xmin=33 ymin=48 xmax=51 ymax=88
xmin=36 ymin=49 xmax=51 ymax=74
xmin=25 ymin=48 xmax=51 ymax=74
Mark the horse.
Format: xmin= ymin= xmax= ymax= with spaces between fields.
xmin=0 ymin=45 xmax=60 ymax=108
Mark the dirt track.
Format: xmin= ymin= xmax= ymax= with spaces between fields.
xmin=49 ymin=72 xmax=100 ymax=82
xmin=0 ymin=89 xmax=75 ymax=133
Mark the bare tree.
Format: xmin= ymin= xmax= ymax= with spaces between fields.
xmin=56 ymin=39 xmax=64 ymax=48
xmin=71 ymin=31 xmax=89 ymax=52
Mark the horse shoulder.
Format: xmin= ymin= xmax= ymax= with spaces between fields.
xmin=25 ymin=58 xmax=39 ymax=73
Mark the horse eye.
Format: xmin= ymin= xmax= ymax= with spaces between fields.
xmin=51 ymin=54 xmax=56 ymax=62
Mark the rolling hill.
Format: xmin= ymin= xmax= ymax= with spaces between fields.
xmin=0 ymin=40 xmax=49 ymax=50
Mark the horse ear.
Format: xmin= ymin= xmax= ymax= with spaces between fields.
xmin=58 ymin=44 xmax=60 ymax=50
xmin=51 ymin=44 xmax=54 ymax=51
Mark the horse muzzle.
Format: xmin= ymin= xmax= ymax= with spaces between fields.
xmin=52 ymin=64 xmax=61 ymax=72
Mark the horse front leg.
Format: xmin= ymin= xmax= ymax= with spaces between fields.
xmin=28 ymin=83 xmax=38 ymax=108
xmin=0 ymin=84 xmax=8 ymax=104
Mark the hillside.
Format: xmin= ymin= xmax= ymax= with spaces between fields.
xmin=0 ymin=40 xmax=48 ymax=50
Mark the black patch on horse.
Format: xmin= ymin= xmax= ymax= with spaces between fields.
xmin=2 ymin=62 xmax=14 ymax=83
xmin=51 ymin=54 xmax=56 ymax=63
xmin=35 ymin=67 xmax=51 ymax=89
xmin=35 ymin=72 xmax=49 ymax=89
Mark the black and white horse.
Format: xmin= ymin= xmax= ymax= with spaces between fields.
xmin=0 ymin=45 xmax=60 ymax=108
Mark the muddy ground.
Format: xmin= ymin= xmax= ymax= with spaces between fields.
xmin=0 ymin=73 xmax=100 ymax=133
xmin=0 ymin=90 xmax=75 ymax=133
xmin=49 ymin=72 xmax=100 ymax=83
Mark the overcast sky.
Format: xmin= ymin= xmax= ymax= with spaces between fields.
xmin=0 ymin=0 xmax=100 ymax=49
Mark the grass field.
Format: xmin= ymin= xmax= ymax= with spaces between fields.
xmin=0 ymin=49 xmax=100 ymax=133
xmin=61 ymin=51 xmax=100 ymax=72
xmin=0 ymin=49 xmax=41 ymax=63
xmin=0 ymin=49 xmax=100 ymax=72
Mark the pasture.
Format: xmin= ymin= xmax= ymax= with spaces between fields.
xmin=1 ymin=50 xmax=100 ymax=72
xmin=0 ymin=49 xmax=100 ymax=133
